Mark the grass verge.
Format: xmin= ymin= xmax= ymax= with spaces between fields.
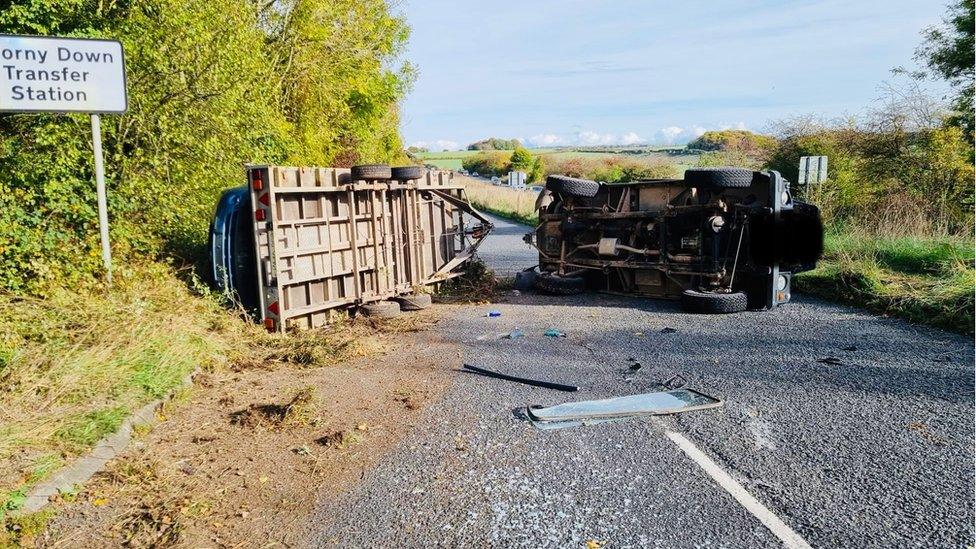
xmin=0 ymin=262 xmax=391 ymax=535
xmin=795 ymin=233 xmax=974 ymax=333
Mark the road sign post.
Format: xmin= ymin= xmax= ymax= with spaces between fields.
xmin=0 ymin=34 xmax=128 ymax=285
xmin=91 ymin=113 xmax=112 ymax=283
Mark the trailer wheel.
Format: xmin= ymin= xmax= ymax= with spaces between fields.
xmin=684 ymin=167 xmax=754 ymax=189
xmin=360 ymin=300 xmax=401 ymax=318
xmin=391 ymin=166 xmax=424 ymax=181
xmin=680 ymin=290 xmax=748 ymax=314
xmin=546 ymin=175 xmax=601 ymax=198
xmin=351 ymin=164 xmax=392 ymax=180
xmin=534 ymin=272 xmax=586 ymax=295
xmin=395 ymin=293 xmax=432 ymax=311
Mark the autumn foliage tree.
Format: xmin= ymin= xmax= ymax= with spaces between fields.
xmin=0 ymin=0 xmax=413 ymax=293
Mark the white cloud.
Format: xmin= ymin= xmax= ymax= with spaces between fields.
xmin=576 ymin=131 xmax=617 ymax=146
xmin=410 ymin=140 xmax=459 ymax=151
xmin=619 ymin=132 xmax=644 ymax=146
xmin=659 ymin=126 xmax=684 ymax=144
xmin=433 ymin=140 xmax=459 ymax=151
xmin=718 ymin=122 xmax=749 ymax=131
xmin=528 ymin=133 xmax=562 ymax=147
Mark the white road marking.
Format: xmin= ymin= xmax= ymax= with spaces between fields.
xmin=664 ymin=430 xmax=813 ymax=549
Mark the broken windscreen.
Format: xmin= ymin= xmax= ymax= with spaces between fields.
xmin=527 ymin=388 xmax=722 ymax=425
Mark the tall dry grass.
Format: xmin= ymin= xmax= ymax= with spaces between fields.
xmin=542 ymin=155 xmax=678 ymax=182
xmin=461 ymin=177 xmax=540 ymax=224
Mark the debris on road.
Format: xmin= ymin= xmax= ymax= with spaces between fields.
xmin=485 ymin=310 xmax=502 ymax=317
xmin=818 ymin=357 xmax=844 ymax=365
xmin=660 ymin=327 xmax=678 ymax=334
xmin=842 ymin=345 xmax=858 ymax=352
xmin=544 ymin=328 xmax=567 ymax=338
xmin=462 ymin=363 xmax=579 ymax=392
xmin=505 ymin=328 xmax=525 ymax=339
xmin=526 ymin=388 xmax=722 ymax=429
xmin=660 ymin=374 xmax=687 ymax=390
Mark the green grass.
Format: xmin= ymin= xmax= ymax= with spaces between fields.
xmin=53 ymin=407 xmax=129 ymax=452
xmin=795 ymin=233 xmax=974 ymax=333
xmin=0 ymin=264 xmax=247 ymax=518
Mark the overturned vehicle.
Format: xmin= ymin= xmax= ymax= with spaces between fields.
xmin=525 ymin=167 xmax=824 ymax=313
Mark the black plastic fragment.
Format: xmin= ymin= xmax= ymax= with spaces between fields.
xmin=462 ymin=363 xmax=579 ymax=392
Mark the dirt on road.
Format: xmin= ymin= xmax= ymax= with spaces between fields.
xmin=24 ymin=312 xmax=459 ymax=548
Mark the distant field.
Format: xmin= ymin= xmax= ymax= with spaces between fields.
xmin=416 ymin=147 xmax=699 ymax=174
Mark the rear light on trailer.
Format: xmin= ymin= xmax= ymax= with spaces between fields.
xmin=264 ymin=318 xmax=275 ymax=332
xmin=252 ymin=172 xmax=264 ymax=190
xmin=255 ymin=209 xmax=266 ymax=221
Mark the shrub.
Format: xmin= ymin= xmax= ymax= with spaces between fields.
xmin=461 ymin=152 xmax=511 ymax=177
xmin=766 ymin=117 xmax=973 ymax=236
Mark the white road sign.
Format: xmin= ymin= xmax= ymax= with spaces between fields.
xmin=0 ymin=34 xmax=127 ymax=113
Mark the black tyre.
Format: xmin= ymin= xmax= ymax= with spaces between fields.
xmin=546 ymin=175 xmax=601 ymax=198
xmin=534 ymin=272 xmax=586 ymax=295
xmin=684 ymin=167 xmax=754 ymax=189
xmin=391 ymin=166 xmax=424 ymax=181
xmin=395 ymin=293 xmax=431 ymax=311
xmin=351 ymin=164 xmax=392 ymax=180
xmin=360 ymin=300 xmax=401 ymax=318
xmin=680 ymin=290 xmax=748 ymax=314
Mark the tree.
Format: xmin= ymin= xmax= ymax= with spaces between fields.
xmin=686 ymin=130 xmax=776 ymax=153
xmin=467 ymin=137 xmax=520 ymax=151
xmin=917 ymin=0 xmax=975 ymax=142
xmin=509 ymin=146 xmax=533 ymax=171
xmin=0 ymin=0 xmax=414 ymax=293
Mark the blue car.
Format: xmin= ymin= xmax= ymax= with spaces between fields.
xmin=208 ymin=186 xmax=259 ymax=313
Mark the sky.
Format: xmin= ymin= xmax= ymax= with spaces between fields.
xmin=395 ymin=0 xmax=953 ymax=150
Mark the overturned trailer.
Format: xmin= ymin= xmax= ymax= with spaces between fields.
xmin=209 ymin=165 xmax=492 ymax=332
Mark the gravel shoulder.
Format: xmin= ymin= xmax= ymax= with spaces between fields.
xmin=308 ymin=213 xmax=975 ymax=548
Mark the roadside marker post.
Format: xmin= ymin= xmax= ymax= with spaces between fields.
xmin=0 ymin=34 xmax=128 ymax=285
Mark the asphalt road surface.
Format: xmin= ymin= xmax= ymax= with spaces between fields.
xmin=311 ymin=214 xmax=974 ymax=548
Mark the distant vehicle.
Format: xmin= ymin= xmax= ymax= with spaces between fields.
xmin=491 ymin=176 xmax=500 ymax=183
xmin=472 ymin=172 xmax=479 ymax=177
xmin=529 ymin=185 xmax=543 ymax=192
xmin=508 ymin=170 xmax=527 ymax=190
xmin=526 ymin=168 xmax=823 ymax=313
